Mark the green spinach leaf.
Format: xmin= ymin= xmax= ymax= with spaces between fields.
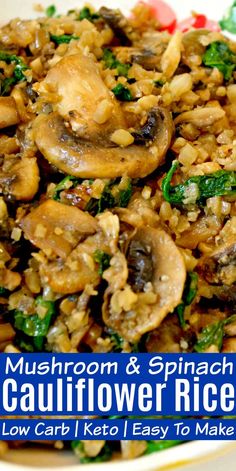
xmin=46 ymin=5 xmax=56 ymax=17
xmin=162 ymin=161 xmax=236 ymax=206
xmin=112 ymin=83 xmax=133 ymax=101
xmin=50 ymin=34 xmax=79 ymax=44
xmin=103 ymin=49 xmax=130 ymax=77
xmin=219 ymin=1 xmax=236 ymax=34
xmin=13 ymin=297 xmax=55 ymax=351
xmin=202 ymin=41 xmax=236 ymax=80
xmin=93 ymin=250 xmax=111 ymax=276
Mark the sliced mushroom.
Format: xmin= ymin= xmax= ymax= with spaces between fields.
xmin=33 ymin=108 xmax=173 ymax=179
xmin=199 ymin=239 xmax=236 ymax=286
xmin=127 ymin=239 xmax=153 ymax=292
xmin=35 ymin=52 xmax=126 ymax=141
xmin=20 ymin=199 xmax=98 ymax=259
xmin=0 ymin=97 xmax=19 ymax=129
xmin=102 ymin=227 xmax=186 ymax=343
xmin=113 ymin=46 xmax=161 ymax=70
xmin=182 ymin=29 xmax=209 ymax=68
xmin=0 ymin=156 xmax=39 ymax=201
xmin=39 ymin=231 xmax=109 ymax=294
xmin=174 ymin=107 xmax=225 ymax=127
xmin=99 ymin=7 xmax=134 ymax=45
xmin=177 ymin=215 xmax=222 ymax=250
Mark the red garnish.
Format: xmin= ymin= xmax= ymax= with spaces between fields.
xmin=193 ymin=14 xmax=207 ymax=29
xmin=146 ymin=0 xmax=177 ymax=31
xmin=144 ymin=1 xmax=220 ymax=34
xmin=177 ymin=14 xmax=220 ymax=33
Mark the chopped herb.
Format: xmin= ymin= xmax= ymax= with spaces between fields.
xmin=176 ymin=272 xmax=198 ymax=328
xmin=53 ymin=176 xmax=81 ymax=201
xmin=0 ymin=77 xmax=15 ymax=96
xmin=50 ymin=34 xmax=79 ymax=44
xmin=0 ymin=287 xmax=8 ymax=296
xmin=154 ymin=79 xmax=165 ymax=87
xmin=102 ymin=48 xmax=130 ymax=77
xmin=194 ymin=321 xmax=224 ymax=352
xmin=194 ymin=314 xmax=236 ymax=352
xmin=112 ymin=83 xmax=133 ymax=101
xmin=219 ymin=1 xmax=236 ymax=34
xmin=116 ymin=179 xmax=132 ymax=207
xmin=0 ymin=52 xmax=29 ymax=95
xmin=145 ymin=440 xmax=182 ymax=454
xmin=86 ymin=186 xmax=115 ymax=215
xmin=13 ymin=297 xmax=56 ymax=351
xmin=202 ymin=41 xmax=236 ymax=80
xmin=45 ymin=5 xmax=56 ymax=17
xmin=78 ymin=7 xmax=99 ymax=21
xmin=184 ymin=272 xmax=198 ymax=305
xmin=109 ymin=330 xmax=124 ymax=352
xmin=93 ymin=250 xmax=111 ymax=276
xmin=71 ymin=441 xmax=112 ymax=463
xmin=86 ymin=179 xmax=132 ymax=215
xmin=162 ymin=161 xmax=236 ymax=206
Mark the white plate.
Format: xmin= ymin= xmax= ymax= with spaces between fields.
xmin=0 ymin=0 xmax=236 ymax=469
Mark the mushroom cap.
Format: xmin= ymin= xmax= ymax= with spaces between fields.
xmin=36 ymin=52 xmax=126 ymax=140
xmin=33 ymin=108 xmax=173 ymax=179
xmin=20 ymin=199 xmax=98 ymax=259
xmin=103 ymin=226 xmax=186 ymax=343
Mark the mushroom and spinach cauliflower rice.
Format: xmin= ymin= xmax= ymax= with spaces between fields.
xmin=0 ymin=1 xmax=236 ymax=463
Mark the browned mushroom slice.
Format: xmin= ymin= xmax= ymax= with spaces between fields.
xmin=0 ymin=97 xmax=19 ymax=129
xmin=102 ymin=227 xmax=186 ymax=343
xmin=99 ymin=7 xmax=134 ymax=45
xmin=0 ymin=156 xmax=39 ymax=201
xmin=33 ymin=108 xmax=173 ymax=179
xmin=111 ymin=46 xmax=161 ymax=70
xmin=199 ymin=239 xmax=236 ymax=286
xmin=182 ymin=29 xmax=209 ymax=68
xmin=39 ymin=232 xmax=108 ymax=294
xmin=39 ymin=255 xmax=100 ymax=294
xmin=20 ymin=199 xmax=98 ymax=259
xmin=35 ymin=52 xmax=126 ymax=140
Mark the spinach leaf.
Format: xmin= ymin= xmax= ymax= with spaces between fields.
xmin=71 ymin=441 xmax=112 ymax=463
xmin=93 ymin=250 xmax=111 ymax=276
xmin=0 ymin=77 xmax=15 ymax=96
xmin=145 ymin=440 xmax=181 ymax=455
xmin=86 ymin=186 xmax=115 ymax=215
xmin=86 ymin=179 xmax=132 ymax=215
xmin=13 ymin=297 xmax=55 ymax=351
xmin=154 ymin=79 xmax=165 ymax=87
xmin=53 ymin=176 xmax=81 ymax=201
xmin=162 ymin=161 xmax=236 ymax=206
xmin=0 ymin=287 xmax=8 ymax=296
xmin=184 ymin=272 xmax=198 ymax=305
xmin=50 ymin=34 xmax=79 ymax=44
xmin=116 ymin=179 xmax=132 ymax=207
xmin=176 ymin=272 xmax=198 ymax=328
xmin=112 ymin=83 xmax=133 ymax=101
xmin=109 ymin=330 xmax=124 ymax=352
xmin=194 ymin=314 xmax=236 ymax=352
xmin=202 ymin=41 xmax=236 ymax=80
xmin=0 ymin=52 xmax=29 ymax=95
xmin=46 ymin=5 xmax=56 ymax=17
xmin=103 ymin=49 xmax=130 ymax=77
xmin=194 ymin=321 xmax=224 ymax=352
xmin=78 ymin=7 xmax=99 ymax=21
xmin=219 ymin=1 xmax=236 ymax=34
